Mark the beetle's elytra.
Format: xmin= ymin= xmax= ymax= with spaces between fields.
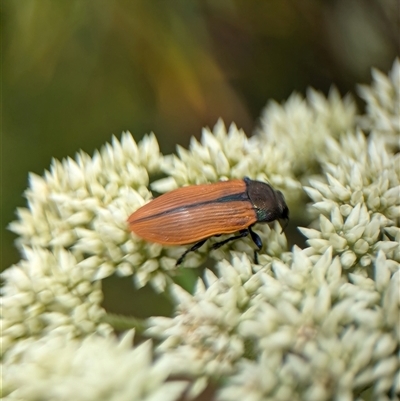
xmin=128 ymin=177 xmax=289 ymax=265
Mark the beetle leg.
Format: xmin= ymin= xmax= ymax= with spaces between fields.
xmin=212 ymin=229 xmax=261 ymax=264
xmin=211 ymin=229 xmax=249 ymax=250
xmin=248 ymin=227 xmax=262 ymax=250
xmin=177 ymin=228 xmax=263 ymax=266
xmin=253 ymin=251 xmax=259 ymax=264
xmin=176 ymin=239 xmax=207 ymax=266
xmin=248 ymin=227 xmax=262 ymax=265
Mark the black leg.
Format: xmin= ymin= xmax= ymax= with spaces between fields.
xmin=248 ymin=226 xmax=262 ymax=250
xmin=249 ymin=226 xmax=262 ymax=265
xmin=176 ymin=227 xmax=264 ymax=266
xmin=176 ymin=239 xmax=207 ymax=266
xmin=253 ymin=251 xmax=259 ymax=264
xmin=212 ymin=229 xmax=249 ymax=250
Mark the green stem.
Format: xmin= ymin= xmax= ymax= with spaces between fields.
xmin=101 ymin=313 xmax=147 ymax=334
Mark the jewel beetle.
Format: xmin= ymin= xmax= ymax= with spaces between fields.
xmin=128 ymin=177 xmax=289 ymax=265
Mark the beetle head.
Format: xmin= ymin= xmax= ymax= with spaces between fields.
xmin=246 ymin=179 xmax=289 ymax=229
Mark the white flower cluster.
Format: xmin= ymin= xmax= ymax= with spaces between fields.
xmin=358 ymin=59 xmax=400 ymax=149
xmin=301 ymin=113 xmax=399 ymax=273
xmin=2 ymin=59 xmax=399 ymax=401
xmin=147 ymin=253 xmax=262 ymax=380
xmin=2 ymin=330 xmax=188 ymax=401
xmin=149 ymin=248 xmax=399 ymax=401
xmin=1 ymin=247 xmax=112 ymax=356
xmin=7 ymin=133 xmax=185 ymax=291
xmin=146 ymin=60 xmax=400 ymax=400
xmin=258 ymin=87 xmax=356 ymax=177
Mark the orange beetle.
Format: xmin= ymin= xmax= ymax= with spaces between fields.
xmin=128 ymin=177 xmax=289 ymax=265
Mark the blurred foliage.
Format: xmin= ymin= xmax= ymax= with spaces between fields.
xmin=2 ymin=0 xmax=398 ymax=276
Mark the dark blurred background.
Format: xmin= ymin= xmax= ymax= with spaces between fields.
xmin=2 ymin=0 xmax=399 ymax=271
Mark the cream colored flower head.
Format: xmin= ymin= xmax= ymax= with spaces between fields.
xmin=2 ymin=58 xmax=399 ymax=401
xmin=2 ymin=330 xmax=188 ymax=401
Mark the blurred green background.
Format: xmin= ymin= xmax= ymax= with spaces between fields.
xmin=2 ymin=1 xmax=398 ymax=273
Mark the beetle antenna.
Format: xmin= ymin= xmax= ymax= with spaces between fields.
xmin=280 ymin=218 xmax=289 ymax=234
